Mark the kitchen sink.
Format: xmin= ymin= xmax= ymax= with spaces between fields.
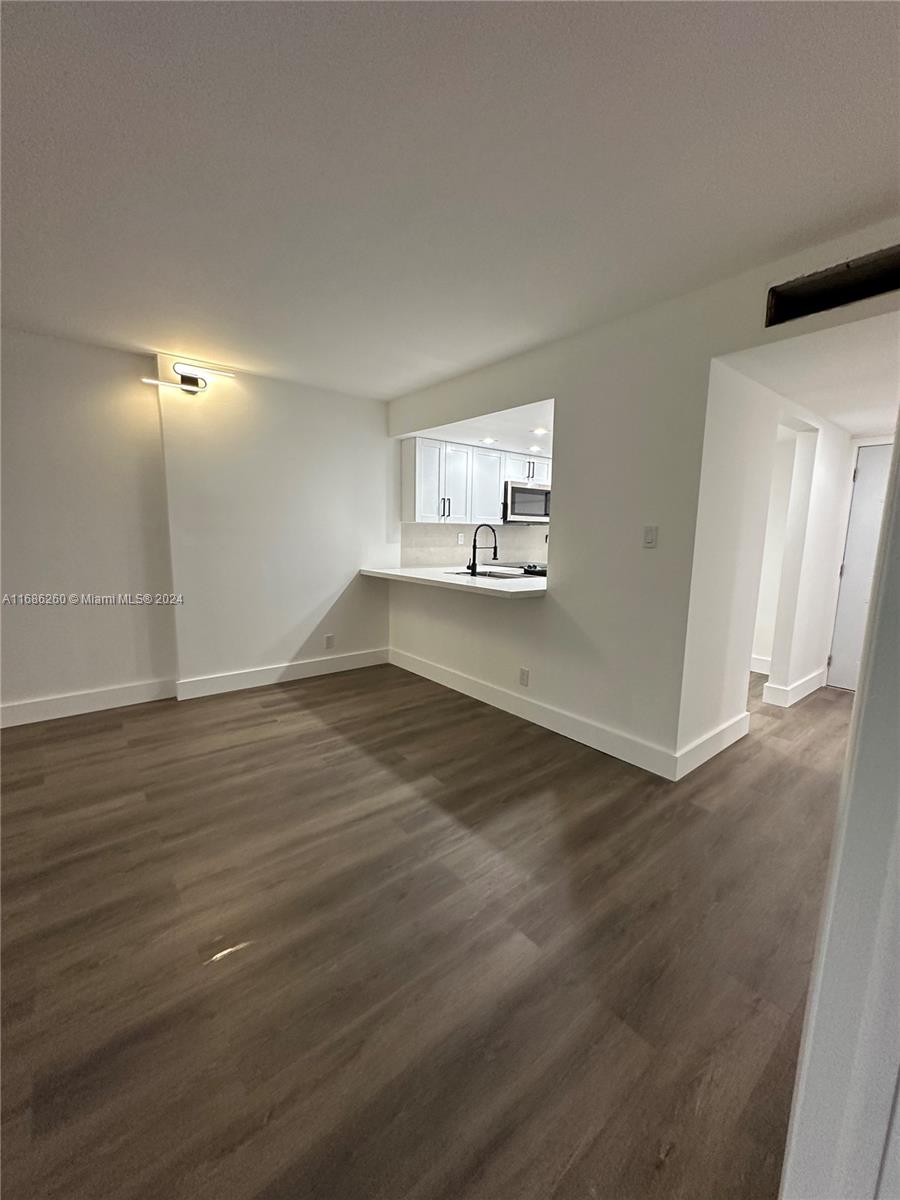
xmin=448 ymin=570 xmax=523 ymax=579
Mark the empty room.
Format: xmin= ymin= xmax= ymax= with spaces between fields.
xmin=2 ymin=4 xmax=899 ymax=1199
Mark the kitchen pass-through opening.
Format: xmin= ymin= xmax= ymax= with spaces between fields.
xmin=397 ymin=397 xmax=556 ymax=577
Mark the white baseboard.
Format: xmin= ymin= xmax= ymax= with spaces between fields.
xmin=1 ymin=649 xmax=752 ymax=783
xmin=1 ymin=650 xmax=391 ymax=724
xmin=750 ymin=655 xmax=771 ymax=675
xmin=673 ymin=711 xmax=751 ymax=780
xmin=388 ymin=648 xmax=677 ymax=779
xmin=763 ymin=667 xmax=828 ymax=708
xmin=0 ymin=678 xmax=175 ymax=727
xmin=176 ymin=648 xmax=389 ymax=700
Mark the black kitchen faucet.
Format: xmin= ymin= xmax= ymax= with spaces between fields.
xmin=467 ymin=524 xmax=499 ymax=575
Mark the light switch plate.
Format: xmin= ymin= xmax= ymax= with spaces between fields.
xmin=324 ymin=633 xmax=335 ymax=649
xmin=642 ymin=525 xmax=659 ymax=549
xmin=457 ymin=532 xmax=465 ymax=545
xmin=519 ymin=666 xmax=530 ymax=687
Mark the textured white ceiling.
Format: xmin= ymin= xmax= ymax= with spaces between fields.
xmin=3 ymin=2 xmax=898 ymax=398
xmin=725 ymin=313 xmax=900 ymax=437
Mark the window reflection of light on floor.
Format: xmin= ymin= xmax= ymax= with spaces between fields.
xmin=204 ymin=941 xmax=252 ymax=964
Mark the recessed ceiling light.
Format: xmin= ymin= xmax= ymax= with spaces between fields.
xmin=480 ymin=437 xmax=496 ymax=444
xmin=531 ymin=427 xmax=548 ymax=435
xmin=529 ymin=444 xmax=542 ymax=453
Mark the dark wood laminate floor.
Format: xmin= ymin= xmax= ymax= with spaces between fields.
xmin=2 ymin=667 xmax=852 ymax=1200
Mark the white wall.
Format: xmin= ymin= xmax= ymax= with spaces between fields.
xmin=391 ymin=297 xmax=711 ymax=776
xmin=767 ymin=430 xmax=818 ymax=701
xmin=155 ymin=355 xmax=397 ymax=697
xmin=1 ymin=330 xmax=177 ymax=723
xmin=388 ymin=217 xmax=900 ymax=778
xmin=780 ymin=437 xmax=900 ymax=1200
xmin=0 ymin=333 xmax=399 ymax=719
xmin=786 ymin=420 xmax=854 ymax=684
xmin=675 ymin=361 xmax=782 ymax=761
xmin=680 ymin=367 xmax=853 ymax=735
xmin=752 ymin=433 xmax=796 ymax=672
xmin=765 ymin=416 xmax=853 ymax=706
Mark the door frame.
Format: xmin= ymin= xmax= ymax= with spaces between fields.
xmin=827 ymin=436 xmax=895 ymax=687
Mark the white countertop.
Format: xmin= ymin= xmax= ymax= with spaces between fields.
xmin=360 ymin=566 xmax=547 ymax=598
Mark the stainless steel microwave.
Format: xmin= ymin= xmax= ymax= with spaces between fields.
xmin=503 ymin=480 xmax=550 ymax=524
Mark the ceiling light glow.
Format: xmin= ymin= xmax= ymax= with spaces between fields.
xmin=530 ymin=427 xmax=548 ymax=435
xmin=480 ymin=437 xmax=496 ymax=444
xmin=529 ymin=445 xmax=542 ymax=452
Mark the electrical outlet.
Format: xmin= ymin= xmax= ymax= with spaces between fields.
xmin=642 ymin=525 xmax=659 ymax=549
xmin=324 ymin=633 xmax=335 ymax=650
xmin=519 ymin=666 xmax=530 ymax=688
xmin=457 ymin=532 xmax=465 ymax=545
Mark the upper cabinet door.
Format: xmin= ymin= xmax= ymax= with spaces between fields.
xmin=415 ymin=438 xmax=444 ymax=522
xmin=443 ymin=442 xmax=472 ymax=523
xmin=530 ymin=458 xmax=551 ymax=485
xmin=471 ymin=447 xmax=504 ymax=523
xmin=504 ymin=453 xmax=530 ymax=482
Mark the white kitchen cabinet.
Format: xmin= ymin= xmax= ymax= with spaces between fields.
xmin=503 ymin=453 xmax=551 ymax=484
xmin=413 ymin=438 xmax=444 ymax=522
xmin=471 ymin=447 xmax=504 ymax=523
xmin=504 ymin=453 xmax=531 ymax=482
xmin=531 ymin=458 xmax=551 ymax=485
xmin=402 ymin=438 xmax=472 ymax=523
xmin=443 ymin=442 xmax=472 ymax=523
xmin=402 ymin=437 xmax=551 ymax=524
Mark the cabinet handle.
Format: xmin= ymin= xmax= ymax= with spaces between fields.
xmin=441 ymin=497 xmax=447 ymax=517
xmin=447 ymin=497 xmax=451 ymax=519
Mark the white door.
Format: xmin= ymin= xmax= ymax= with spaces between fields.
xmin=443 ymin=442 xmax=472 ymax=523
xmin=828 ymin=443 xmax=893 ymax=690
xmin=415 ymin=439 xmax=444 ymax=522
xmin=530 ymin=458 xmax=551 ymax=485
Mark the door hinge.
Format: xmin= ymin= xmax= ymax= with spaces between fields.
xmin=827 ymin=654 xmax=833 ymax=667
xmin=839 ymin=562 xmax=845 ymax=577
xmin=853 ymin=467 xmax=858 ymax=482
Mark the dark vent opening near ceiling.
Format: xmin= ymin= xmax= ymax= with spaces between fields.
xmin=765 ymin=244 xmax=900 ymax=328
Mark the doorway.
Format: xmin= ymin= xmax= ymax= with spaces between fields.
xmin=722 ymin=311 xmax=899 ymax=712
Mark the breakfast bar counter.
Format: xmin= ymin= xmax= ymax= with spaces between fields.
xmin=359 ymin=566 xmax=547 ymax=598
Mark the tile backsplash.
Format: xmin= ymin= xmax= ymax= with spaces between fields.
xmin=401 ymin=523 xmax=550 ymax=567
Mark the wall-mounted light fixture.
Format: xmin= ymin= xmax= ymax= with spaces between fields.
xmin=142 ymin=360 xmax=235 ymax=395
xmin=142 ymin=375 xmax=207 ymax=393
xmin=172 ymin=363 xmax=235 ymax=380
